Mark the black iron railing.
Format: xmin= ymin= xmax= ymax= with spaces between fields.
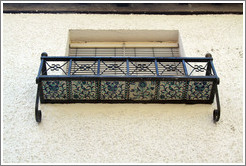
xmin=35 ymin=52 xmax=220 ymax=123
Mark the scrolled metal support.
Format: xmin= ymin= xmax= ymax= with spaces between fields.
xmin=35 ymin=84 xmax=42 ymax=123
xmin=35 ymin=52 xmax=47 ymax=123
xmin=205 ymin=53 xmax=221 ymax=122
xmin=213 ymin=84 xmax=221 ymax=123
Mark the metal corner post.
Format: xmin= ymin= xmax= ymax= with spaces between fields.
xmin=35 ymin=52 xmax=48 ymax=123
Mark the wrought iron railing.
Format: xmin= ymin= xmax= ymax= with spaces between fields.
xmin=35 ymin=52 xmax=220 ymax=123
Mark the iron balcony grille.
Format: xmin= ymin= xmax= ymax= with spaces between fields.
xmin=41 ymin=57 xmax=215 ymax=77
xmin=69 ymin=47 xmax=180 ymax=57
xmin=35 ymin=54 xmax=221 ymax=123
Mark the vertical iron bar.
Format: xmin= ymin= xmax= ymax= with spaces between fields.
xmin=210 ymin=60 xmax=218 ymax=76
xmin=182 ymin=59 xmax=189 ymax=101
xmin=68 ymin=59 xmax=72 ymax=76
xmin=126 ymin=59 xmax=129 ymax=76
xmin=155 ymin=59 xmax=159 ymax=76
xmin=97 ymin=58 xmax=101 ymax=100
xmin=206 ymin=60 xmax=212 ymax=76
xmin=126 ymin=58 xmax=130 ymax=101
xmin=41 ymin=61 xmax=47 ymax=75
xmin=38 ymin=59 xmax=44 ymax=76
xmin=182 ymin=60 xmax=188 ymax=76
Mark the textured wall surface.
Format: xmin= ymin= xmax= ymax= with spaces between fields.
xmin=2 ymin=14 xmax=244 ymax=163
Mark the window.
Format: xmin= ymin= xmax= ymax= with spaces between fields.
xmin=66 ymin=30 xmax=184 ymax=75
xmin=67 ymin=30 xmax=182 ymax=57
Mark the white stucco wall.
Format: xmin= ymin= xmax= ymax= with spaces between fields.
xmin=2 ymin=14 xmax=244 ymax=163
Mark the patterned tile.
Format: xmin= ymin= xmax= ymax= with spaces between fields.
xmin=42 ymin=80 xmax=67 ymax=100
xmin=159 ymin=81 xmax=185 ymax=100
xmin=41 ymin=79 xmax=213 ymax=102
xmin=101 ymin=81 xmax=126 ymax=100
xmin=71 ymin=80 xmax=97 ymax=100
xmin=129 ymin=81 xmax=156 ymax=100
xmin=187 ymin=81 xmax=213 ymax=100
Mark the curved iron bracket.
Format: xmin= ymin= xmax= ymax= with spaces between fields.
xmin=205 ymin=53 xmax=221 ymax=122
xmin=35 ymin=52 xmax=48 ymax=123
xmin=213 ymin=84 xmax=221 ymax=123
xmin=35 ymin=84 xmax=42 ymax=123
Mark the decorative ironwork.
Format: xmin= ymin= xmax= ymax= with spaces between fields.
xmin=45 ymin=61 xmax=68 ymax=75
xmin=71 ymin=61 xmax=97 ymax=75
xmin=129 ymin=61 xmax=156 ymax=76
xmin=100 ymin=61 xmax=126 ymax=75
xmin=185 ymin=62 xmax=213 ymax=76
xmin=158 ymin=62 xmax=185 ymax=76
xmin=35 ymin=53 xmax=220 ymax=123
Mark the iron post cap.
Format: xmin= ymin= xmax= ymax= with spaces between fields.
xmin=205 ymin=53 xmax=212 ymax=58
xmin=41 ymin=52 xmax=48 ymax=57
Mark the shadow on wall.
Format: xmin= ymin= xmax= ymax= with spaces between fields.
xmin=39 ymin=103 xmax=215 ymax=124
